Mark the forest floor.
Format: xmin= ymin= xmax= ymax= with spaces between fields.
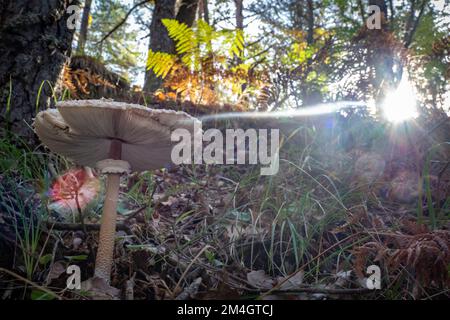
xmin=0 ymin=105 xmax=449 ymax=300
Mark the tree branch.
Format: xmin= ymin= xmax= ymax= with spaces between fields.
xmin=357 ymin=0 xmax=366 ymax=25
xmin=404 ymin=0 xmax=427 ymax=48
xmin=97 ymin=0 xmax=152 ymax=45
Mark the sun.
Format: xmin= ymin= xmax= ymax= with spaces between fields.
xmin=382 ymin=75 xmax=418 ymax=123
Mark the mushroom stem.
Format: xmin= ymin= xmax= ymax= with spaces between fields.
xmin=94 ymin=139 xmax=123 ymax=282
xmin=94 ymin=173 xmax=121 ymax=281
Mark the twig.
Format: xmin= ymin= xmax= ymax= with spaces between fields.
xmin=125 ymin=272 xmax=136 ymax=300
xmin=44 ymin=239 xmax=60 ymax=286
xmin=404 ymin=0 xmax=427 ymax=48
xmin=269 ymin=287 xmax=375 ymax=295
xmin=175 ymin=277 xmax=203 ymax=300
xmin=124 ymin=205 xmax=148 ymax=222
xmin=261 ymin=232 xmax=363 ymax=297
xmin=172 ymin=245 xmax=211 ymax=298
xmin=47 ymin=222 xmax=132 ymax=234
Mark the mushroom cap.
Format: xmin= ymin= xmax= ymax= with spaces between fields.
xmin=34 ymin=100 xmax=201 ymax=172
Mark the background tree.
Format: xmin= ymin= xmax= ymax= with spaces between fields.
xmin=85 ymin=0 xmax=141 ymax=80
xmin=144 ymin=0 xmax=177 ymax=92
xmin=0 ymin=0 xmax=78 ymax=141
xmin=144 ymin=0 xmax=199 ymax=92
xmin=198 ymin=0 xmax=210 ymax=24
xmin=77 ymin=0 xmax=94 ymax=54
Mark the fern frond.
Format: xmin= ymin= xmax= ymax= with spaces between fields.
xmin=234 ymin=29 xmax=245 ymax=56
xmin=146 ymin=50 xmax=177 ymax=78
xmin=196 ymin=19 xmax=215 ymax=48
xmin=222 ymin=28 xmax=245 ymax=58
xmin=162 ymin=19 xmax=196 ymax=55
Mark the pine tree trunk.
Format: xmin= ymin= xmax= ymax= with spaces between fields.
xmin=0 ymin=0 xmax=77 ymax=142
xmin=234 ymin=0 xmax=244 ymax=29
xmin=144 ymin=0 xmax=199 ymax=93
xmin=143 ymin=0 xmax=177 ymax=93
xmin=199 ymin=0 xmax=210 ymax=24
xmin=177 ymin=0 xmax=199 ymax=27
xmin=77 ymin=0 xmax=93 ymax=54
xmin=306 ymin=0 xmax=314 ymax=45
xmin=368 ymin=0 xmax=395 ymax=107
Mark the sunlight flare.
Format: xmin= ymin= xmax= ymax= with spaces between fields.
xmin=382 ymin=75 xmax=418 ymax=123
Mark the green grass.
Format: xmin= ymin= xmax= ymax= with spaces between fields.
xmin=0 ymin=178 xmax=49 ymax=280
xmin=418 ymin=142 xmax=450 ymax=229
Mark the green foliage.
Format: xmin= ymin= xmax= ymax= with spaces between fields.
xmin=31 ymin=290 xmax=56 ymax=300
xmin=84 ymin=0 xmax=141 ymax=81
xmin=0 ymin=178 xmax=47 ymax=280
xmin=418 ymin=142 xmax=450 ymax=229
xmin=154 ymin=19 xmax=245 ymax=73
xmin=146 ymin=50 xmax=177 ymax=78
xmin=163 ymin=19 xmax=197 ymax=56
xmin=146 ymin=19 xmax=263 ymax=105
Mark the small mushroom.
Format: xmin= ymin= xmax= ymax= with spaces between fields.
xmin=34 ymin=100 xmax=200 ymax=282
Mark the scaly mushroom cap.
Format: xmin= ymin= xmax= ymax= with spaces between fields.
xmin=34 ymin=100 xmax=201 ymax=172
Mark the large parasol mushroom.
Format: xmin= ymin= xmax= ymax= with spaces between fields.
xmin=34 ymin=100 xmax=200 ymax=282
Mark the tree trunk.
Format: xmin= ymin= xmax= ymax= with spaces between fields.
xmin=0 ymin=0 xmax=77 ymax=142
xmin=306 ymin=0 xmax=314 ymax=45
xmin=77 ymin=0 xmax=93 ymax=54
xmin=302 ymin=0 xmax=322 ymax=106
xmin=176 ymin=0 xmax=198 ymax=27
xmin=234 ymin=0 xmax=244 ymax=30
xmin=357 ymin=0 xmax=366 ymax=24
xmin=369 ymin=0 xmax=388 ymax=18
xmin=368 ymin=0 xmax=394 ymax=107
xmin=199 ymin=0 xmax=209 ymax=24
xmin=291 ymin=0 xmax=304 ymax=30
xmin=144 ymin=0 xmax=199 ymax=93
xmin=143 ymin=0 xmax=176 ymax=93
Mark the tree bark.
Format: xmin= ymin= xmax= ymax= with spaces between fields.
xmin=177 ymin=0 xmax=198 ymax=27
xmin=77 ymin=0 xmax=93 ymax=54
xmin=234 ymin=0 xmax=244 ymax=30
xmin=306 ymin=0 xmax=314 ymax=45
xmin=368 ymin=0 xmax=395 ymax=107
xmin=303 ymin=0 xmax=322 ymax=106
xmin=0 ymin=0 xmax=77 ymax=142
xmin=357 ymin=0 xmax=366 ymax=24
xmin=143 ymin=0 xmax=176 ymax=93
xmin=199 ymin=0 xmax=209 ymax=24
xmin=143 ymin=0 xmax=199 ymax=93
xmin=369 ymin=0 xmax=388 ymax=19
xmin=404 ymin=0 xmax=427 ymax=48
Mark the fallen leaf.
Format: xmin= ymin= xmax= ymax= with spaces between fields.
xmin=277 ymin=271 xmax=304 ymax=290
xmin=47 ymin=261 xmax=66 ymax=282
xmin=247 ymin=270 xmax=274 ymax=290
xmin=81 ymin=277 xmax=120 ymax=300
xmin=161 ymin=196 xmax=178 ymax=206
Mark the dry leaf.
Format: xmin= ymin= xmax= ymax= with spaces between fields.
xmin=247 ymin=270 xmax=274 ymax=290
xmin=277 ymin=271 xmax=304 ymax=290
xmin=81 ymin=277 xmax=120 ymax=300
xmin=47 ymin=261 xmax=66 ymax=282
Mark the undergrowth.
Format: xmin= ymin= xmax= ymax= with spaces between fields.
xmin=0 ymin=104 xmax=449 ymax=300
